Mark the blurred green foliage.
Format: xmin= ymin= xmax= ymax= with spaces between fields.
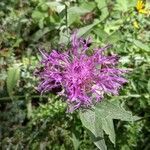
xmin=0 ymin=0 xmax=150 ymax=149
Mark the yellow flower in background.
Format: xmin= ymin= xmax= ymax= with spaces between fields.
xmin=133 ymin=21 xmax=139 ymax=29
xmin=136 ymin=0 xmax=149 ymax=14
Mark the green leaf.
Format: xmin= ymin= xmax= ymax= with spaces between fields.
xmin=95 ymin=100 xmax=140 ymax=121
xmin=80 ymin=1 xmax=96 ymax=11
xmin=59 ymin=28 xmax=69 ymax=44
xmin=67 ymin=6 xmax=90 ymax=25
xmin=31 ymin=27 xmax=54 ymax=42
xmin=133 ymin=40 xmax=150 ymax=52
xmin=115 ymin=0 xmax=128 ymax=12
xmin=95 ymin=0 xmax=109 ymax=20
xmin=7 ymin=65 xmax=20 ymax=99
xmin=71 ymin=133 xmax=81 ymax=150
xmin=80 ymin=109 xmax=107 ymax=150
xmin=68 ymin=13 xmax=80 ymax=26
xmin=60 ymin=20 xmax=101 ymax=44
xmin=105 ymin=31 xmax=122 ymax=44
xmin=80 ymin=109 xmax=97 ymax=134
xmin=95 ymin=100 xmax=140 ymax=145
xmin=32 ymin=10 xmax=44 ymax=21
xmin=46 ymin=2 xmax=65 ymax=13
xmin=77 ymin=19 xmax=101 ymax=38
xmin=93 ymin=27 xmax=108 ymax=42
xmin=68 ymin=6 xmax=90 ymax=14
xmin=128 ymin=0 xmax=137 ymax=7
xmin=104 ymin=20 xmax=123 ymax=34
xmin=80 ymin=100 xmax=140 ymax=148
xmin=101 ymin=117 xmax=115 ymax=144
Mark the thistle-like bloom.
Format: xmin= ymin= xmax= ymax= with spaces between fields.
xmin=35 ymin=33 xmax=127 ymax=112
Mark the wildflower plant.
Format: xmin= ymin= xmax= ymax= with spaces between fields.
xmin=35 ymin=32 xmax=140 ymax=149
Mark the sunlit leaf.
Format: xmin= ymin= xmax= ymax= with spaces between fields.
xmin=80 ymin=99 xmax=140 ymax=149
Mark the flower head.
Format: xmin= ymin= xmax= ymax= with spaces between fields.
xmin=35 ymin=32 xmax=127 ymax=112
xmin=136 ymin=0 xmax=149 ymax=14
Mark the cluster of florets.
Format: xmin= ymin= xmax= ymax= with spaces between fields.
xmin=35 ymin=32 xmax=127 ymax=112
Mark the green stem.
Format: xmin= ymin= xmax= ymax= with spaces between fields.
xmin=0 ymin=95 xmax=48 ymax=102
xmin=65 ymin=2 xmax=69 ymax=36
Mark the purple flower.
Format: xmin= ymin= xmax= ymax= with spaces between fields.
xmin=35 ymin=32 xmax=127 ymax=112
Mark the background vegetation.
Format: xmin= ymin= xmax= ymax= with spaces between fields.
xmin=0 ymin=0 xmax=150 ymax=149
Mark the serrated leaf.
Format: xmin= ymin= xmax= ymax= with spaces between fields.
xmin=95 ymin=115 xmax=107 ymax=150
xmin=80 ymin=109 xmax=97 ymax=134
xmin=101 ymin=117 xmax=115 ymax=144
xmin=95 ymin=104 xmax=116 ymax=144
xmin=7 ymin=65 xmax=20 ymax=99
xmin=88 ymin=129 xmax=107 ymax=150
xmin=80 ymin=109 xmax=107 ymax=150
xmin=95 ymin=100 xmax=140 ymax=145
xmin=96 ymin=100 xmax=140 ymax=121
